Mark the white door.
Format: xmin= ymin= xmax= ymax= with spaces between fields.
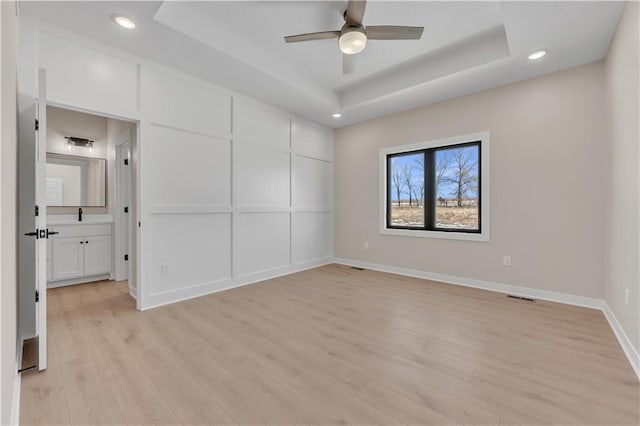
xmin=51 ymin=238 xmax=85 ymax=280
xmin=18 ymin=69 xmax=48 ymax=370
xmin=84 ymin=235 xmax=112 ymax=276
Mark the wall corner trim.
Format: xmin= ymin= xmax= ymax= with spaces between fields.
xmin=602 ymin=301 xmax=640 ymax=380
xmin=332 ymin=257 xmax=639 ymax=381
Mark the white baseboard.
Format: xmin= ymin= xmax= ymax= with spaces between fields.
xmin=47 ymin=274 xmax=111 ymax=288
xmin=140 ymin=258 xmax=334 ymax=311
xmin=333 ymin=257 xmax=603 ymax=309
xmin=333 ymin=257 xmax=639 ymax=381
xmin=602 ymin=301 xmax=640 ymax=380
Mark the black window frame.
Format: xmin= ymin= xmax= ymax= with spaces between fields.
xmin=386 ymin=140 xmax=481 ymax=234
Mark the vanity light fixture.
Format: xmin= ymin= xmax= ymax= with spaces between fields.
xmin=112 ymin=14 xmax=137 ymax=29
xmin=65 ymin=136 xmax=95 ymax=151
xmin=528 ymin=49 xmax=547 ymax=60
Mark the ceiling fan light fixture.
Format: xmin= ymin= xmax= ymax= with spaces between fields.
xmin=339 ymin=27 xmax=367 ymax=55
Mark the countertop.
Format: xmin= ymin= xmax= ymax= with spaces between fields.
xmin=47 ymin=214 xmax=114 ymax=226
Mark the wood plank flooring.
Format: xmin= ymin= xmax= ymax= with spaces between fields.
xmin=20 ymin=264 xmax=639 ymax=425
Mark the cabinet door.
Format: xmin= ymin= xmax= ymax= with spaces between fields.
xmin=84 ymin=235 xmax=112 ymax=276
xmin=52 ymin=237 xmax=85 ymax=280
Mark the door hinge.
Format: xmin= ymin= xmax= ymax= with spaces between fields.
xmin=35 ymin=205 xmax=39 ymax=217
xmin=124 ymin=158 xmax=129 ymax=166
xmin=35 ymin=290 xmax=39 ymax=303
xmin=35 ymin=119 xmax=39 ymax=131
xmin=124 ymin=206 xmax=129 ymax=213
xmin=124 ymin=254 xmax=129 ymax=261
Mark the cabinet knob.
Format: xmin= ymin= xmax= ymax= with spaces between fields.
xmin=80 ymin=241 xmax=84 ymax=244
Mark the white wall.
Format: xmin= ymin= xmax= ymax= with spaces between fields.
xmin=17 ymin=18 xmax=334 ymax=310
xmin=335 ymin=62 xmax=607 ymax=299
xmin=1 ymin=1 xmax=19 ymax=424
xmin=604 ymin=2 xmax=640 ymax=358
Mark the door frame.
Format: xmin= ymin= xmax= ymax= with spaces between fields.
xmin=113 ymin=130 xmax=132 ymax=289
xmin=35 ymin=69 xmax=48 ymax=370
xmin=39 ymin=99 xmax=141 ymax=310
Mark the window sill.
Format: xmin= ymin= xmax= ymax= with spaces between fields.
xmin=380 ymin=227 xmax=490 ymax=242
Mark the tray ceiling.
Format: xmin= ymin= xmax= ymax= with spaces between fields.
xmin=19 ymin=1 xmax=625 ymax=127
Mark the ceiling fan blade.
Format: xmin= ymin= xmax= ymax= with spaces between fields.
xmin=284 ymin=31 xmax=341 ymax=43
xmin=346 ymin=0 xmax=367 ymax=26
xmin=343 ymin=54 xmax=355 ymax=75
xmin=366 ymin=26 xmax=424 ymax=40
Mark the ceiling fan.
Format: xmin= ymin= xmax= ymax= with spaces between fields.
xmin=284 ymin=0 xmax=424 ymax=73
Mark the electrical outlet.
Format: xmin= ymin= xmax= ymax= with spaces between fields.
xmin=625 ymin=288 xmax=630 ymax=305
xmin=160 ymin=263 xmax=169 ymax=275
xmin=364 ymin=241 xmax=369 ymax=250
xmin=503 ymin=256 xmax=511 ymax=267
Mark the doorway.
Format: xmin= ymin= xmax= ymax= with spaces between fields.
xmin=114 ymin=130 xmax=133 ymax=296
xmin=17 ymin=96 xmax=139 ymax=372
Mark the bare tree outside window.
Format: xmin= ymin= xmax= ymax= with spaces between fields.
xmin=390 ymin=166 xmax=404 ymax=207
xmin=435 ymin=145 xmax=479 ymax=230
xmin=387 ymin=142 xmax=480 ymax=232
xmin=389 ymin=153 xmax=424 ymax=227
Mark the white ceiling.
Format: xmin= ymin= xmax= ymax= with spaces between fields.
xmin=19 ymin=1 xmax=625 ymax=128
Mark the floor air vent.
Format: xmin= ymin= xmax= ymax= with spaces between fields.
xmin=351 ymin=267 xmax=365 ymax=271
xmin=507 ymin=294 xmax=536 ymax=302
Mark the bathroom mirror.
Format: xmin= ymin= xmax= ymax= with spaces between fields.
xmin=45 ymin=153 xmax=107 ymax=207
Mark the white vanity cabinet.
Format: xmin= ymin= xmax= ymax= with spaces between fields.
xmin=47 ymin=222 xmax=113 ymax=286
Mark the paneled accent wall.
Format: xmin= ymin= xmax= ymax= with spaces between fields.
xmin=19 ymin=21 xmax=334 ymax=310
xmin=141 ymin=78 xmax=333 ymax=307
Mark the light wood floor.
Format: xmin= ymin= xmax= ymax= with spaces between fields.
xmin=21 ymin=264 xmax=639 ymax=425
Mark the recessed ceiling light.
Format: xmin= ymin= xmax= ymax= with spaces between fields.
xmin=528 ymin=49 xmax=547 ymax=60
xmin=112 ymin=14 xmax=137 ymax=30
xmin=332 ymin=113 xmax=342 ymax=118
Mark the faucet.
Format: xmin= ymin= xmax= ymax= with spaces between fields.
xmin=78 ymin=207 xmax=83 ymax=222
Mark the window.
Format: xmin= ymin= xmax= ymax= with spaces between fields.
xmin=380 ymin=132 xmax=489 ymax=241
